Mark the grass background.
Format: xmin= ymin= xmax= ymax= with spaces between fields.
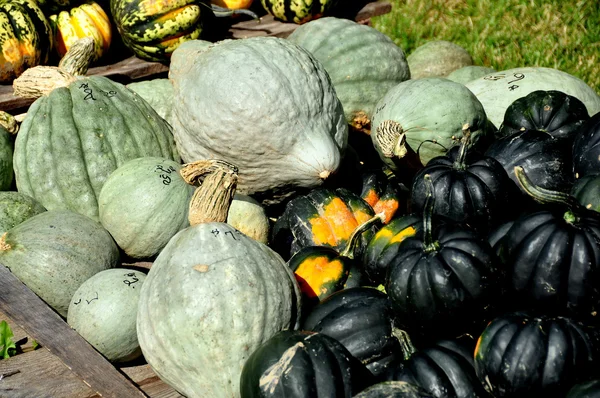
xmin=370 ymin=0 xmax=600 ymax=92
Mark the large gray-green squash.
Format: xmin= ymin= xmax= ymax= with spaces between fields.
xmin=0 ymin=191 xmax=46 ymax=235
xmin=68 ymin=268 xmax=146 ymax=363
xmin=169 ymin=37 xmax=347 ymax=205
xmin=287 ymin=17 xmax=410 ymax=134
xmin=465 ymin=66 xmax=600 ymax=128
xmin=371 ymin=77 xmax=492 ymax=167
xmin=447 ymin=65 xmax=496 ymax=85
xmin=0 ymin=210 xmax=120 ymax=317
xmin=98 ymin=157 xmax=193 ymax=259
xmin=13 ymin=75 xmax=180 ymax=221
xmin=137 ymin=222 xmax=301 ymax=398
xmin=126 ymin=79 xmax=174 ymax=125
xmin=407 ymin=40 xmax=473 ymax=79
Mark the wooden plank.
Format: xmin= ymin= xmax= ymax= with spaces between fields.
xmin=0 ymin=265 xmax=147 ymax=398
xmin=0 ymin=1 xmax=391 ymax=113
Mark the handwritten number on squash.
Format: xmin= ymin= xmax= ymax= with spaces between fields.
xmin=211 ymin=228 xmax=243 ymax=240
xmin=123 ymin=273 xmax=139 ymax=288
xmin=483 ymin=72 xmax=526 ymax=91
xmin=155 ymin=164 xmax=176 ymax=185
xmin=78 ymin=83 xmax=117 ymax=101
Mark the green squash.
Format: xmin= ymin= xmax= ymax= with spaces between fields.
xmin=446 ymin=65 xmax=496 ymax=84
xmin=226 ymin=193 xmax=270 ymax=244
xmin=0 ymin=191 xmax=45 ymax=235
xmin=169 ymin=37 xmax=347 ymax=205
xmin=0 ymin=123 xmax=13 ymax=190
xmin=98 ymin=157 xmax=193 ymax=259
xmin=136 ymin=222 xmax=301 ymax=398
xmin=465 ymin=67 xmax=600 ymax=129
xmin=287 ymin=17 xmax=410 ymax=134
xmin=0 ymin=210 xmax=120 ymax=317
xmin=260 ymin=0 xmax=340 ymax=24
xmin=407 ymin=40 xmax=473 ymax=79
xmin=371 ymin=77 xmax=493 ymax=166
xmin=68 ymin=268 xmax=146 ymax=362
xmin=126 ymin=78 xmax=174 ymax=125
xmin=13 ymin=75 xmax=179 ymax=222
xmin=572 ymin=174 xmax=600 ymax=212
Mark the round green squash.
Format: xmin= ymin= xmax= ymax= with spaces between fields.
xmin=98 ymin=157 xmax=193 ymax=259
xmin=13 ymin=75 xmax=179 ymax=222
xmin=0 ymin=210 xmax=120 ymax=317
xmin=68 ymin=268 xmax=146 ymax=362
xmin=465 ymin=67 xmax=600 ymax=129
xmin=287 ymin=17 xmax=410 ymax=134
xmin=0 ymin=191 xmax=45 ymax=235
xmin=169 ymin=37 xmax=347 ymax=205
xmin=446 ymin=65 xmax=496 ymax=85
xmin=407 ymin=40 xmax=473 ymax=79
xmin=260 ymin=0 xmax=339 ymax=24
xmin=371 ymin=77 xmax=493 ymax=166
xmin=0 ymin=123 xmax=13 ymax=190
xmin=136 ymin=222 xmax=301 ymax=398
xmin=572 ymin=174 xmax=600 ymax=213
xmin=226 ymin=193 xmax=270 ymax=244
xmin=126 ymin=78 xmax=174 ymax=125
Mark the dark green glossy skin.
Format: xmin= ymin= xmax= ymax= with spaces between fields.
xmin=573 ymin=112 xmax=600 ymax=179
xmin=567 ymin=379 xmax=600 ymax=398
xmin=411 ymin=147 xmax=512 ymax=233
xmin=386 ymin=224 xmax=502 ymax=339
xmin=492 ymin=209 xmax=600 ymax=320
xmin=353 ymin=381 xmax=433 ymax=398
xmin=474 ymin=312 xmax=596 ymax=398
xmin=572 ymin=174 xmax=600 ymax=213
xmin=0 ymin=126 xmax=13 ymax=190
xmin=302 ymin=287 xmax=403 ymax=379
xmin=239 ymin=330 xmax=375 ymax=398
xmin=498 ymin=90 xmax=589 ymax=140
xmin=485 ymin=129 xmax=573 ymax=194
xmin=386 ymin=337 xmax=488 ymax=398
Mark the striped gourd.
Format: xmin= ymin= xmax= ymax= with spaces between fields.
xmin=49 ymin=1 xmax=112 ymax=62
xmin=13 ymin=75 xmax=180 ymax=221
xmin=111 ymin=0 xmax=203 ymax=62
xmin=0 ymin=0 xmax=53 ymax=83
xmin=260 ymin=0 xmax=339 ymax=24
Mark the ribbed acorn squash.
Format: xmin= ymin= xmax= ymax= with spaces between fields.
xmin=169 ymin=37 xmax=347 ymax=205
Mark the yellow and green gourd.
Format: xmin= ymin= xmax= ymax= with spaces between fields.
xmin=260 ymin=0 xmax=339 ymax=24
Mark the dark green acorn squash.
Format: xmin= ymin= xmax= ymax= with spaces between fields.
xmin=497 ymin=90 xmax=589 ymax=140
xmin=474 ymin=312 xmax=596 ymax=397
xmin=491 ymin=166 xmax=600 ymax=320
xmin=301 ymin=287 xmax=405 ymax=379
xmin=260 ymin=0 xmax=339 ymax=24
xmin=358 ymin=168 xmax=409 ymax=224
xmin=572 ymin=174 xmax=600 ymax=212
xmin=573 ymin=112 xmax=600 ymax=179
xmin=13 ymin=75 xmax=179 ymax=222
xmin=567 ymin=379 xmax=600 ymax=398
xmin=239 ymin=330 xmax=375 ymax=397
xmin=0 ymin=191 xmax=45 ymax=235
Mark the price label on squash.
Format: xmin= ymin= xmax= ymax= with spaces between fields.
xmin=483 ymin=72 xmax=526 ymax=91
xmin=154 ymin=164 xmax=176 ymax=185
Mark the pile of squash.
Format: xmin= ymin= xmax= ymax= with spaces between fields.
xmin=3 ymin=11 xmax=600 ymax=398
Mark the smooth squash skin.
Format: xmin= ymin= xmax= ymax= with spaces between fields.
xmin=126 ymin=78 xmax=174 ymax=125
xmin=137 ymin=222 xmax=301 ymax=398
xmin=13 ymin=75 xmax=179 ymax=222
xmin=0 ymin=210 xmax=120 ymax=317
xmin=0 ymin=191 xmax=45 ymax=235
xmin=407 ymin=40 xmax=473 ymax=79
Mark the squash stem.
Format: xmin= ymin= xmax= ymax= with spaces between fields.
xmin=422 ymin=174 xmax=439 ymax=253
xmin=452 ymin=124 xmax=471 ymax=171
xmin=340 ymin=213 xmax=385 ymax=259
xmin=391 ymin=327 xmax=416 ymax=361
xmin=0 ymin=111 xmax=18 ymax=135
xmin=513 ymin=166 xmax=583 ymax=223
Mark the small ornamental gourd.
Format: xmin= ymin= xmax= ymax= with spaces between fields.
xmin=371 ymin=78 xmax=493 ymax=166
xmin=573 ymin=112 xmax=600 ymax=179
xmin=0 ymin=0 xmax=53 ymax=83
xmin=0 ymin=191 xmax=45 ymax=235
xmin=136 ymin=164 xmax=301 ymax=398
xmin=239 ymin=330 xmax=375 ymax=398
xmin=407 ymin=40 xmax=473 ymax=79
xmin=0 ymin=210 xmax=120 ymax=317
xmin=49 ymin=1 xmax=112 ymax=62
xmin=474 ymin=312 xmax=596 ymax=397
xmin=68 ymin=268 xmax=146 ymax=363
xmin=260 ymin=0 xmax=340 ymax=24
xmin=302 ymin=287 xmax=405 ymax=379
xmin=497 ymin=90 xmax=590 ymax=141
xmin=12 ymin=39 xmax=179 ymax=222
xmin=465 ymin=67 xmax=600 ymax=129
xmin=386 ymin=175 xmax=502 ymax=339
xmin=287 ymin=17 xmax=410 ymax=134
xmin=491 ymin=166 xmax=600 ymax=320
xmin=169 ymin=37 xmax=347 ymax=205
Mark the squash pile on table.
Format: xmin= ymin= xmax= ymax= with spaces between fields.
xmin=3 ymin=11 xmax=600 ymax=398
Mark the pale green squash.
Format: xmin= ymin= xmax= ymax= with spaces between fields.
xmin=407 ymin=40 xmax=473 ymax=79
xmin=447 ymin=65 xmax=496 ymax=85
xmin=126 ymin=79 xmax=174 ymax=125
xmin=137 ymin=222 xmax=301 ymax=398
xmin=0 ymin=191 xmax=46 ymax=235
xmin=227 ymin=193 xmax=269 ymax=244
xmin=68 ymin=268 xmax=146 ymax=362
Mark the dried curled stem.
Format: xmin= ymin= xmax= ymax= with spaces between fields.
xmin=0 ymin=111 xmax=18 ymax=135
xmin=182 ymin=160 xmax=239 ymax=225
xmin=375 ymin=120 xmax=408 ymax=158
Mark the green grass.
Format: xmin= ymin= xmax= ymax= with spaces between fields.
xmin=371 ymin=0 xmax=600 ymax=92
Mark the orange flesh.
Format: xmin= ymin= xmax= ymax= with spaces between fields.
xmin=294 ymin=257 xmax=344 ymax=298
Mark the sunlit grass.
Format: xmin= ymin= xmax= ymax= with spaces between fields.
xmin=371 ymin=0 xmax=600 ymax=92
